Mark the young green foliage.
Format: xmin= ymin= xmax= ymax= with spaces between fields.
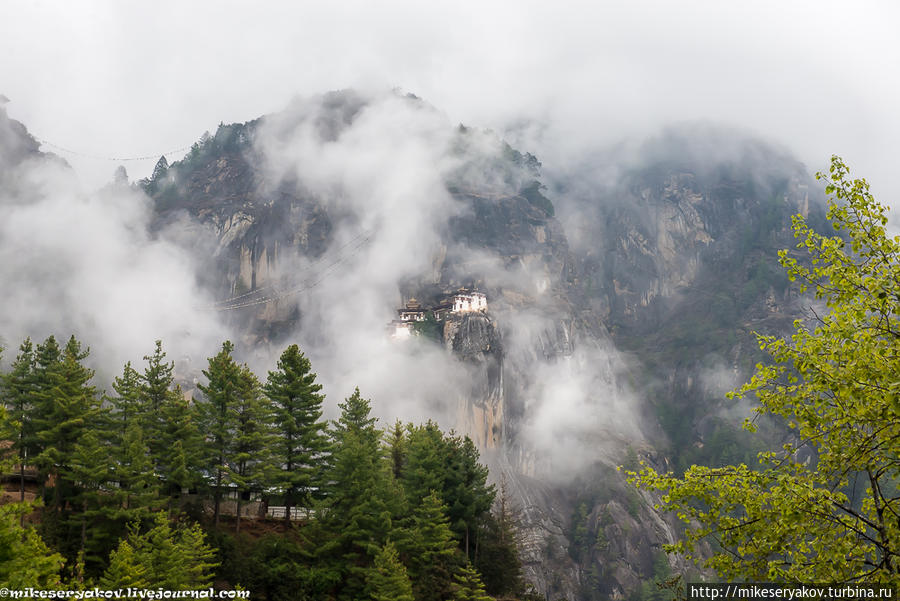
xmin=630 ymin=156 xmax=900 ymax=583
xmin=368 ymin=541 xmax=415 ymax=601
xmin=100 ymin=513 xmax=218 ymax=589
xmin=0 ymin=502 xmax=65 ymax=588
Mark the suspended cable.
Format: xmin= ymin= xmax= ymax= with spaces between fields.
xmin=33 ymin=137 xmax=194 ymax=162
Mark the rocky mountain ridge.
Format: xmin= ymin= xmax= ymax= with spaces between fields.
xmin=0 ymin=92 xmax=824 ymax=600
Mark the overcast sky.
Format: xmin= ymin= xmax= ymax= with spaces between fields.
xmin=2 ymin=0 xmax=899 ymax=199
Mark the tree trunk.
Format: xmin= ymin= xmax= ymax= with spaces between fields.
xmin=465 ymin=524 xmax=470 ymax=560
xmin=214 ymin=465 xmax=222 ymax=528
xmin=284 ymin=493 xmax=292 ymax=529
xmin=18 ymin=460 xmax=25 ymax=527
xmin=236 ymin=497 xmax=242 ymax=533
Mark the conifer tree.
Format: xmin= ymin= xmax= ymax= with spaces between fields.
xmin=368 ymin=541 xmax=415 ymax=601
xmin=157 ymin=388 xmax=203 ymax=504
xmin=403 ymin=423 xmax=494 ymax=557
xmin=30 ymin=335 xmax=62 ymax=485
xmin=320 ymin=388 xmax=400 ymax=600
xmin=35 ymin=336 xmax=101 ymax=515
xmin=229 ymin=364 xmax=272 ymax=533
xmin=98 ymin=540 xmax=149 ymax=588
xmin=139 ymin=340 xmax=176 ymax=472
xmin=475 ymin=477 xmax=526 ymax=597
xmin=196 ymin=341 xmax=242 ymax=527
xmin=452 ymin=562 xmax=494 ymax=601
xmin=0 ymin=502 xmax=65 ymax=588
xmin=70 ymin=425 xmax=117 ymax=570
xmin=264 ymin=344 xmax=330 ymax=525
xmin=100 ymin=513 xmax=217 ymax=589
xmin=388 ymin=420 xmax=406 ymax=481
xmin=333 ymin=387 xmax=378 ymax=440
xmin=110 ymin=423 xmax=163 ymax=528
xmin=402 ymin=491 xmax=461 ymax=601
xmin=109 ymin=361 xmax=142 ymax=442
xmin=2 ymin=338 xmax=37 ymax=502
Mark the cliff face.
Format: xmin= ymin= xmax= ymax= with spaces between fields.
xmin=144 ymin=98 xmax=820 ymax=600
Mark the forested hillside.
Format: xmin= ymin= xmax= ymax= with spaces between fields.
xmin=0 ymin=337 xmax=533 ymax=600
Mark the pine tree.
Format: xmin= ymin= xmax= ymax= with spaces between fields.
xmin=109 ymin=361 xmax=142 ymax=442
xmin=388 ymin=420 xmax=406 ymax=481
xmin=139 ymin=340 xmax=176 ymax=474
xmin=35 ymin=336 xmax=101 ymax=515
xmin=319 ymin=388 xmax=400 ymax=600
xmin=114 ymin=423 xmax=163 ymax=524
xmin=157 ymin=387 xmax=203 ymax=505
xmin=0 ymin=502 xmax=65 ymax=588
xmin=229 ymin=364 xmax=272 ymax=533
xmin=368 ymin=541 xmax=414 ymax=601
xmin=445 ymin=435 xmax=494 ymax=559
xmin=402 ymin=423 xmax=494 ymax=557
xmin=333 ymin=387 xmax=378 ymax=439
xmin=2 ymin=338 xmax=37 ymax=503
xmin=195 ymin=341 xmax=242 ymax=527
xmin=475 ymin=477 xmax=526 ymax=597
xmin=98 ymin=539 xmax=149 ymax=588
xmin=402 ymin=491 xmax=461 ymax=601
xmin=30 ymin=335 xmax=62 ymax=486
xmin=100 ymin=513 xmax=217 ymax=589
xmin=452 ymin=562 xmax=494 ymax=601
xmin=264 ymin=344 xmax=330 ymax=526
xmin=70 ymin=425 xmax=117 ymax=572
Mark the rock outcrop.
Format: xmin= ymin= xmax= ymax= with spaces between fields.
xmin=142 ymin=98 xmax=821 ymax=599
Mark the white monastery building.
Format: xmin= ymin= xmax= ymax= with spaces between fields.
xmin=451 ymin=290 xmax=487 ymax=313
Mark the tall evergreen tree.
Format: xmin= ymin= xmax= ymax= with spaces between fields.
xmin=445 ymin=435 xmax=494 ymax=558
xmin=114 ymin=423 xmax=162 ymax=523
xmin=475 ymin=477 xmax=526 ymax=598
xmin=157 ymin=387 xmax=203 ymax=504
xmin=319 ymin=388 xmax=400 ymax=600
xmin=35 ymin=336 xmax=100 ymax=515
xmin=30 ymin=335 xmax=62 ymax=486
xmin=402 ymin=491 xmax=461 ymax=601
xmin=387 ymin=420 xmax=406 ymax=482
xmin=195 ymin=341 xmax=242 ymax=527
xmin=332 ymin=387 xmax=378 ymax=440
xmin=403 ymin=423 xmax=495 ymax=557
xmin=70 ymin=423 xmax=119 ymax=573
xmin=264 ymin=344 xmax=330 ymax=525
xmin=109 ymin=361 xmax=142 ymax=442
xmin=139 ymin=340 xmax=176 ymax=472
xmin=229 ymin=364 xmax=272 ymax=533
xmin=2 ymin=338 xmax=37 ymax=503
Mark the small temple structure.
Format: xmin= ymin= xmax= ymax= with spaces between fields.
xmin=398 ymin=298 xmax=426 ymax=322
xmin=388 ymin=289 xmax=488 ymax=340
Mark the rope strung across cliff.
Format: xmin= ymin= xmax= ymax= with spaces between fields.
xmin=201 ymin=231 xmax=373 ymax=311
xmin=34 ymin=136 xmax=194 ymax=162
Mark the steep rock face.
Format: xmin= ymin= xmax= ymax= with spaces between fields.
xmin=444 ymin=312 xmax=504 ymax=450
xmin=144 ymin=106 xmax=821 ymax=599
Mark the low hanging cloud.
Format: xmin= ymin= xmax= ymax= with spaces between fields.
xmin=0 ymin=108 xmax=228 ymax=379
xmin=242 ymin=90 xmax=646 ymax=471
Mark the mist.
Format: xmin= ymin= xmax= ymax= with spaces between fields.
xmin=228 ymin=90 xmax=646 ymax=475
xmin=0 ymin=108 xmax=230 ymax=381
